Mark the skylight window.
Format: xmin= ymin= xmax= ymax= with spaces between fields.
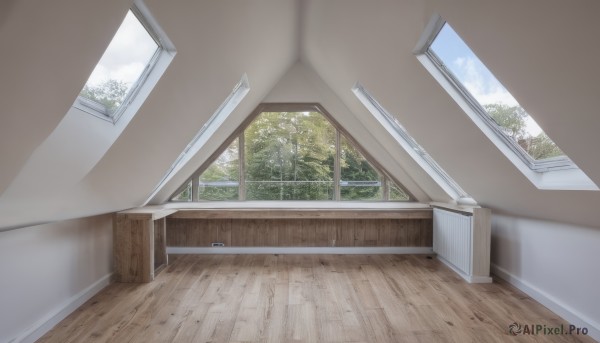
xmin=414 ymin=15 xmax=598 ymax=190
xmin=428 ymin=23 xmax=564 ymax=164
xmin=352 ymin=83 xmax=473 ymax=203
xmin=145 ymin=74 xmax=250 ymax=205
xmin=74 ymin=2 xmax=173 ymax=123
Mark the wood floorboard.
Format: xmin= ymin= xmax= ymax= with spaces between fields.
xmin=39 ymin=255 xmax=595 ymax=343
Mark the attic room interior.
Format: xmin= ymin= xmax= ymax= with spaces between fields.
xmin=1 ymin=0 xmax=599 ymax=342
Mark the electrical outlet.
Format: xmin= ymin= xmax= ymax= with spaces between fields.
xmin=211 ymin=242 xmax=225 ymax=247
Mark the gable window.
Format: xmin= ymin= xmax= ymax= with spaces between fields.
xmin=74 ymin=1 xmax=175 ymax=123
xmin=171 ymin=104 xmax=412 ymax=202
xmin=414 ymin=15 xmax=598 ymax=190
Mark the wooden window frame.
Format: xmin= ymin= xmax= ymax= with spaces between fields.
xmin=170 ymin=103 xmax=416 ymax=202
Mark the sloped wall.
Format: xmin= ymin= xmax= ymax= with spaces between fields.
xmin=0 ymin=214 xmax=113 ymax=343
xmin=491 ymin=215 xmax=600 ymax=341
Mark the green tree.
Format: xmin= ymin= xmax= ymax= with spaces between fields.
xmin=172 ymin=181 xmax=191 ymax=201
xmin=198 ymin=139 xmax=240 ymax=200
xmin=526 ymin=133 xmax=563 ymax=160
xmin=195 ymin=111 xmax=396 ymax=202
xmin=80 ymin=79 xmax=129 ymax=113
xmin=484 ymin=104 xmax=563 ymax=160
xmin=484 ymin=104 xmax=527 ymax=140
xmin=244 ymin=112 xmax=335 ymax=200
xmin=340 ymin=137 xmax=381 ymax=200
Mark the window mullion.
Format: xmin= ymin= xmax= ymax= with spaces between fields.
xmin=334 ymin=130 xmax=341 ymax=201
xmin=382 ymin=175 xmax=389 ymax=201
xmin=191 ymin=176 xmax=199 ymax=202
xmin=239 ymin=135 xmax=246 ymax=201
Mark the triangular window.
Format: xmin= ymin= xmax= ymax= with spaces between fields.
xmin=340 ymin=136 xmax=382 ymax=201
xmin=198 ymin=138 xmax=240 ymax=201
xmin=171 ymin=104 xmax=413 ymax=202
xmin=171 ymin=180 xmax=192 ymax=202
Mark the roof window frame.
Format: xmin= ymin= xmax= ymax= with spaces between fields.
xmin=73 ymin=0 xmax=175 ymax=124
xmin=413 ymin=14 xmax=598 ymax=190
xmin=352 ymin=83 xmax=475 ymax=204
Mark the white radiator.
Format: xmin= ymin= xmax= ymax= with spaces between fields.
xmin=432 ymin=207 xmax=492 ymax=283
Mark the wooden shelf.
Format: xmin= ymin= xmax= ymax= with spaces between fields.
xmin=169 ymin=208 xmax=432 ymax=220
xmin=113 ymin=208 xmax=173 ymax=283
xmin=113 ymin=205 xmax=433 ymax=283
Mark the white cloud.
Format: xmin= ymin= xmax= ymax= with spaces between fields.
xmin=83 ymin=11 xmax=157 ymax=88
xmin=454 ymin=57 xmax=518 ymax=106
xmin=453 ymin=56 xmax=542 ymax=136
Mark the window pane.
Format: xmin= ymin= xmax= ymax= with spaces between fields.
xmin=389 ymin=180 xmax=410 ymax=201
xmin=198 ymin=138 xmax=239 ymax=201
xmin=244 ymin=111 xmax=335 ymax=200
xmin=429 ymin=24 xmax=563 ymax=161
xmin=340 ymin=136 xmax=382 ymax=201
xmin=79 ymin=11 xmax=159 ymax=115
xmin=172 ymin=180 xmax=192 ymax=201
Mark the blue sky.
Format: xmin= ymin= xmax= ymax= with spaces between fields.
xmin=430 ymin=23 xmax=543 ymax=136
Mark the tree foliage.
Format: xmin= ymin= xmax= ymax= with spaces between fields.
xmin=484 ymin=104 xmax=563 ymax=160
xmin=244 ymin=112 xmax=335 ymax=200
xmin=80 ymin=79 xmax=129 ymax=113
xmin=340 ymin=137 xmax=382 ymax=200
xmin=188 ymin=111 xmax=409 ymax=202
xmin=198 ymin=139 xmax=240 ymax=201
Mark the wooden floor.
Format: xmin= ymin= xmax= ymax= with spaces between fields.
xmin=39 ymin=255 xmax=594 ymax=343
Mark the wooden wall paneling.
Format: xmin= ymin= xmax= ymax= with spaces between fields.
xmin=302 ymin=220 xmax=316 ymax=247
xmin=359 ymin=219 xmax=373 ymax=247
xmin=266 ymin=219 xmax=279 ymax=247
xmin=244 ymin=219 xmax=258 ymax=246
xmin=290 ymin=219 xmax=304 ymax=247
xmin=167 ymin=218 xmax=218 ymax=247
xmin=253 ymin=219 xmax=268 ymax=246
xmin=254 ymin=219 xmax=270 ymax=247
xmin=314 ymin=219 xmax=330 ymax=247
xmin=217 ymin=219 xmax=232 ymax=246
xmin=336 ymin=219 xmax=355 ymax=247
xmin=154 ymin=217 xmax=167 ymax=268
xmin=230 ymin=219 xmax=245 ymax=246
xmin=273 ymin=219 xmax=290 ymax=246
xmin=165 ymin=218 xmax=433 ymax=248
xmin=406 ymin=220 xmax=419 ymax=246
xmin=379 ymin=219 xmax=392 ymax=247
xmin=353 ymin=219 xmax=365 ymax=246
xmin=390 ymin=220 xmax=405 ymax=246
xmin=420 ymin=219 xmax=433 ymax=247
xmin=114 ymin=216 xmax=153 ymax=283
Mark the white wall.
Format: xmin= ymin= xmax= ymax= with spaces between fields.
xmin=0 ymin=214 xmax=113 ymax=343
xmin=491 ymin=214 xmax=600 ymax=341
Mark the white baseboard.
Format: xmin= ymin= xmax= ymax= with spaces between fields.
xmin=12 ymin=273 xmax=112 ymax=343
xmin=436 ymin=255 xmax=492 ymax=284
xmin=167 ymin=246 xmax=433 ymax=255
xmin=491 ymin=263 xmax=599 ymax=342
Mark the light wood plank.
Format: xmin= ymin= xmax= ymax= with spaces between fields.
xmin=170 ymin=208 xmax=433 ymax=219
xmin=40 ymin=255 xmax=595 ymax=343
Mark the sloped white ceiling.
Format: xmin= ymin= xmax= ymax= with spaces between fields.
xmin=1 ymin=0 xmax=600 ymax=230
xmin=0 ymin=0 xmax=132 ymax=196
xmin=301 ymin=0 xmax=600 ymax=228
xmin=150 ymin=62 xmax=451 ymax=204
xmin=0 ymin=0 xmax=299 ymax=229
